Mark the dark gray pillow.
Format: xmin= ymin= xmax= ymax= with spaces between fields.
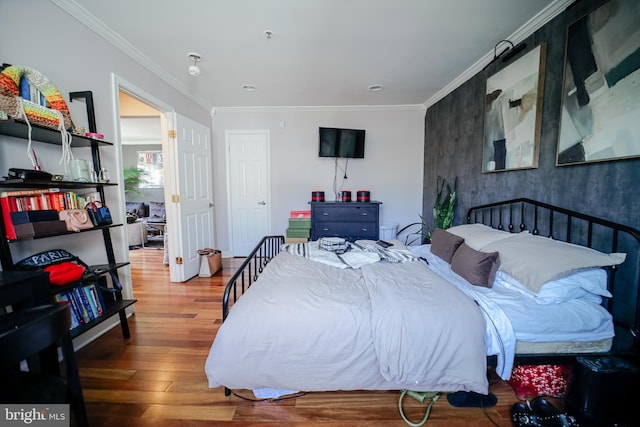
xmin=149 ymin=201 xmax=166 ymax=221
xmin=125 ymin=201 xmax=147 ymax=217
xmin=451 ymin=242 xmax=500 ymax=288
xmin=430 ymin=228 xmax=465 ymax=263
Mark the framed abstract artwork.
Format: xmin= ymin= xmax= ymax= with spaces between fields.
xmin=483 ymin=43 xmax=546 ymax=173
xmin=557 ymin=0 xmax=640 ymax=165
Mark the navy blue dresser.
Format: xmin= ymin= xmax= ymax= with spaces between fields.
xmin=310 ymin=201 xmax=381 ymax=242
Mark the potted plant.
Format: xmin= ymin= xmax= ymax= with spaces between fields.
xmin=123 ymin=167 xmax=147 ymax=196
xmin=398 ymin=176 xmax=457 ymax=245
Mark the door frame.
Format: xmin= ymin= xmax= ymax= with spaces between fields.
xmin=111 ymin=74 xmax=173 ymax=262
xmin=225 ymin=129 xmax=272 ymax=256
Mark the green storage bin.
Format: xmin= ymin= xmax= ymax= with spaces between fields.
xmin=286 ymin=227 xmax=310 ymax=238
xmin=288 ymin=218 xmax=311 ymax=229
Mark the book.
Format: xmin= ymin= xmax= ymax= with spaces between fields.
xmin=87 ymin=283 xmax=104 ymax=315
xmin=64 ymin=192 xmax=79 ymax=209
xmin=90 ymin=284 xmax=107 ymax=315
xmin=63 ymin=290 xmax=84 ymax=325
xmin=19 ymin=76 xmax=30 ymax=100
xmin=54 ymin=293 xmax=79 ymax=329
xmin=0 ymin=194 xmax=17 ymax=239
xmin=83 ymin=285 xmax=100 ymax=319
xmin=75 ymin=287 xmax=95 ymax=321
xmin=69 ymin=288 xmax=90 ymax=323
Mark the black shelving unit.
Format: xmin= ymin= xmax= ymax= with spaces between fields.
xmin=0 ymin=118 xmax=135 ymax=339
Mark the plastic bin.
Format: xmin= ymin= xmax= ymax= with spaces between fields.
xmin=379 ymin=223 xmax=398 ymax=240
xmin=565 ymin=356 xmax=639 ymax=427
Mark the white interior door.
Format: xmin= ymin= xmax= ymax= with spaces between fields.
xmin=226 ymin=130 xmax=270 ymax=256
xmin=165 ymin=113 xmax=214 ymax=282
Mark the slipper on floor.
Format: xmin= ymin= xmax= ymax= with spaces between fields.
xmin=511 ymin=402 xmax=545 ymax=427
xmin=446 ymin=391 xmax=497 ymax=408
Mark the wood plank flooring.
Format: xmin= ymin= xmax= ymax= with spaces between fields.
xmin=74 ymin=247 xmax=537 ymax=426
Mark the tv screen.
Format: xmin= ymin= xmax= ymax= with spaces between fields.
xmin=319 ymin=127 xmax=365 ymax=158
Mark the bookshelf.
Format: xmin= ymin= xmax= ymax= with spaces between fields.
xmin=0 ymin=118 xmax=135 ymax=339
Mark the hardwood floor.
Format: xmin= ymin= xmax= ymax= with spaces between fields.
xmin=74 ymin=247 xmax=533 ymax=426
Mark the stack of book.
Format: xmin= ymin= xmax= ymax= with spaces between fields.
xmin=286 ymin=210 xmax=311 ymax=242
xmin=53 ymin=283 xmax=106 ymax=330
xmin=0 ymin=188 xmax=98 ymax=239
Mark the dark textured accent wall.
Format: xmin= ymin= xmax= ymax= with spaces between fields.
xmin=423 ymin=0 xmax=640 ymax=232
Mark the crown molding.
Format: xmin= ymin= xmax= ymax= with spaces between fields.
xmin=214 ymin=104 xmax=426 ymax=114
xmin=423 ymin=0 xmax=575 ymax=109
xmin=52 ymin=0 xmax=573 ymax=114
xmin=50 ymin=0 xmax=213 ymax=112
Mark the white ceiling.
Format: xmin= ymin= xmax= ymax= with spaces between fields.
xmin=56 ymin=0 xmax=571 ymax=110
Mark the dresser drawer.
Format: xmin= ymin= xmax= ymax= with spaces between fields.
xmin=313 ymin=206 xmax=377 ymax=221
xmin=313 ymin=222 xmax=378 ymax=240
xmin=309 ymin=201 xmax=381 ymax=242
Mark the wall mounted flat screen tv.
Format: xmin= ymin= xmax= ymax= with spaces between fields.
xmin=319 ymin=127 xmax=365 ymax=158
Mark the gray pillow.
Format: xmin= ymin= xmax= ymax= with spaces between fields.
xmin=447 ymin=223 xmax=512 ymax=250
xmin=149 ymin=201 xmax=166 ymax=221
xmin=430 ymin=228 xmax=464 ymax=263
xmin=482 ymin=233 xmax=626 ymax=293
xmin=451 ymin=243 xmax=500 ymax=288
xmin=125 ymin=201 xmax=147 ymax=217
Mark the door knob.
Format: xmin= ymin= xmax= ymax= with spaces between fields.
xmin=257 ymin=201 xmax=266 ymax=205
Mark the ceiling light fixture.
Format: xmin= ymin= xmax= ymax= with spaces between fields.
xmin=188 ymin=52 xmax=202 ymax=76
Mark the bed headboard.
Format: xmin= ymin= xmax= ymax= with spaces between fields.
xmin=466 ymin=198 xmax=640 ymax=358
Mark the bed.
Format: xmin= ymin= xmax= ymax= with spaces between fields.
xmin=205 ymin=198 xmax=640 ymax=397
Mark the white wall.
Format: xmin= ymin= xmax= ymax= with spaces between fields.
xmin=0 ymin=3 xmax=425 ymax=292
xmin=0 ymin=1 xmax=211 ymax=346
xmin=212 ymin=106 xmax=426 ymax=253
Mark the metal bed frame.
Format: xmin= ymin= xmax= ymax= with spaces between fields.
xmin=220 ymin=199 xmax=639 ymax=394
xmin=222 ymin=235 xmax=285 ymax=322
xmin=467 ymin=198 xmax=640 ymax=363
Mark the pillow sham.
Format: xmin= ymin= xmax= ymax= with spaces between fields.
xmin=447 ymin=223 xmax=513 ymax=250
xmin=482 ymin=233 xmax=626 ymax=293
xmin=430 ymin=228 xmax=465 ymax=263
xmin=494 ymin=268 xmax=610 ymax=304
xmin=450 ymin=243 xmax=500 ymax=288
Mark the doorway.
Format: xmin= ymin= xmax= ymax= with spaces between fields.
xmin=115 ymin=76 xmax=214 ymax=282
xmin=119 ymin=90 xmax=166 ymax=252
xmin=226 ymin=130 xmax=271 ymax=256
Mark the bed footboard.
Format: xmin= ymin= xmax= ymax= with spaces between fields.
xmin=221 ymin=235 xmax=284 ymax=396
xmin=467 ymin=198 xmax=640 ymax=361
xmin=222 ymin=235 xmax=285 ymax=321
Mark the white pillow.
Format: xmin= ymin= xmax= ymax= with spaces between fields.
xmin=447 ymin=224 xmax=514 ymax=250
xmin=482 ymin=233 xmax=626 ymax=293
xmin=494 ymin=269 xmax=611 ymax=304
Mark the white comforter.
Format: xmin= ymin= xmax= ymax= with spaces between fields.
xmin=205 ymin=251 xmax=488 ymax=394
